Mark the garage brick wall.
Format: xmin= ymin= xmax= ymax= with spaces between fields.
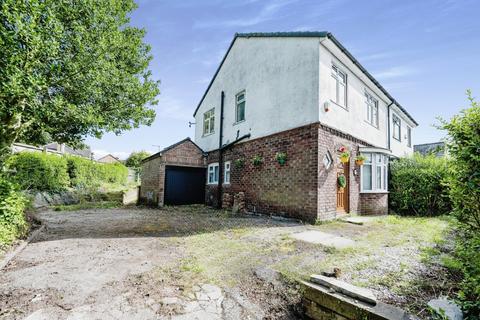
xmin=140 ymin=139 xmax=206 ymax=206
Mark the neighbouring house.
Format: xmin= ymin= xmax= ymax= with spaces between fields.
xmin=12 ymin=142 xmax=93 ymax=159
xmin=139 ymin=138 xmax=206 ymax=206
xmin=97 ymin=154 xmax=122 ymax=164
xmin=142 ymin=32 xmax=418 ymax=222
xmin=414 ymin=142 xmax=446 ymax=157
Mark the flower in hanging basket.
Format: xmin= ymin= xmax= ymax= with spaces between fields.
xmin=338 ymin=145 xmax=347 ymax=153
xmin=234 ymin=158 xmax=245 ymax=168
xmin=339 ymin=151 xmax=350 ymax=163
xmin=275 ymin=152 xmax=287 ymax=165
xmin=252 ymin=155 xmax=263 ymax=166
xmin=338 ymin=174 xmax=347 ymax=189
xmin=354 ymin=155 xmax=366 ymax=166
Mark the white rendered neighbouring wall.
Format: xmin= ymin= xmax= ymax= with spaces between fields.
xmin=318 ymin=39 xmax=415 ymax=157
xmin=194 ymin=37 xmax=320 ymax=152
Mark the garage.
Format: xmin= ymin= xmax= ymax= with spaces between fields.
xmin=164 ymin=166 xmax=206 ymax=205
xmin=139 ymin=138 xmax=206 ymax=206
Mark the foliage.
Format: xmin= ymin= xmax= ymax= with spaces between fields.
xmin=96 ymin=163 xmax=129 ymax=185
xmin=0 ymin=0 xmax=160 ymax=166
xmin=66 ymin=156 xmax=127 ymax=189
xmin=355 ymin=155 xmax=366 ymax=161
xmin=337 ymin=174 xmax=347 ymax=188
xmin=389 ymin=154 xmax=451 ymax=216
xmin=0 ymin=177 xmax=28 ymax=247
xmin=439 ymin=91 xmax=480 ymax=231
xmin=7 ymin=152 xmax=70 ymax=191
xmin=125 ymin=151 xmax=151 ymax=176
xmin=234 ymin=158 xmax=245 ymax=168
xmin=276 ymin=152 xmax=287 ymax=165
xmin=252 ymin=155 xmax=263 ymax=166
xmin=439 ymin=91 xmax=480 ymax=316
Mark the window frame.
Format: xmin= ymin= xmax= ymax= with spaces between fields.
xmin=235 ymin=91 xmax=246 ymax=123
xmin=392 ymin=113 xmax=401 ymax=141
xmin=224 ymin=161 xmax=231 ymax=184
xmin=207 ymin=162 xmax=219 ymax=185
xmin=365 ymin=92 xmax=379 ymax=128
xmin=203 ymin=108 xmax=215 ymax=136
xmin=360 ymin=153 xmax=388 ymax=193
xmin=331 ymin=64 xmax=348 ymax=109
xmin=407 ymin=126 xmax=412 ymax=147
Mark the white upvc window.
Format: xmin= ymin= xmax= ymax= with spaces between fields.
xmin=224 ymin=161 xmax=231 ymax=184
xmin=365 ymin=92 xmax=379 ymax=128
xmin=407 ymin=126 xmax=412 ymax=147
xmin=207 ymin=163 xmax=219 ymax=184
xmin=393 ymin=113 xmax=401 ymax=141
xmin=203 ymin=108 xmax=215 ymax=136
xmin=361 ymin=153 xmax=388 ymax=192
xmin=235 ymin=91 xmax=245 ymax=123
xmin=332 ymin=64 xmax=347 ymax=108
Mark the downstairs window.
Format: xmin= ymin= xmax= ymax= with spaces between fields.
xmin=361 ymin=153 xmax=388 ymax=192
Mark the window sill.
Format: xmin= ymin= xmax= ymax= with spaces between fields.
xmin=360 ymin=191 xmax=389 ymax=194
xmin=233 ymin=120 xmax=245 ymax=126
xmin=329 ymin=99 xmax=348 ymax=111
xmin=207 ymin=182 xmax=218 ymax=185
xmin=364 ymin=120 xmax=379 ymax=130
xmin=202 ymin=132 xmax=215 ymax=138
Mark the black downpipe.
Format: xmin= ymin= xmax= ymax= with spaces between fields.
xmin=387 ymin=101 xmax=394 ymax=150
xmin=217 ymin=91 xmax=225 ymax=209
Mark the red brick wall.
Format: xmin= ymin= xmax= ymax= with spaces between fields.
xmin=140 ymin=139 xmax=206 ymax=206
xmin=206 ymin=123 xmax=320 ymax=222
xmin=360 ymin=193 xmax=388 ymax=215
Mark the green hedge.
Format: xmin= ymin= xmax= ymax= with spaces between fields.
xmin=7 ymin=152 xmax=128 ymax=192
xmin=389 ymin=154 xmax=451 ymax=216
xmin=7 ymin=152 xmax=70 ymax=191
xmin=0 ymin=177 xmax=28 ymax=247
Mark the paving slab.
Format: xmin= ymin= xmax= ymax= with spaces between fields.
xmin=291 ymin=230 xmax=355 ymax=248
xmin=310 ymin=274 xmax=377 ymax=305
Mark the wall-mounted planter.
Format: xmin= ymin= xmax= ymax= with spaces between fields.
xmin=354 ymin=155 xmax=366 ymax=166
xmin=252 ymin=155 xmax=263 ymax=166
xmin=275 ymin=152 xmax=287 ymax=166
xmin=234 ymin=158 xmax=245 ymax=168
xmin=339 ymin=152 xmax=350 ymax=164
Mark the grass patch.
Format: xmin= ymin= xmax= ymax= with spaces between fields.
xmin=52 ymin=201 xmax=121 ymax=211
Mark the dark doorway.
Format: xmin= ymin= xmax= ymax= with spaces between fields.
xmin=164 ymin=166 xmax=206 ymax=205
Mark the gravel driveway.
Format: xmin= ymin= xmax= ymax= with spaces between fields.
xmin=0 ymin=207 xmax=303 ymax=320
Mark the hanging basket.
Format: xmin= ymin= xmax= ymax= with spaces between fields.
xmin=355 ymin=159 xmax=365 ymax=166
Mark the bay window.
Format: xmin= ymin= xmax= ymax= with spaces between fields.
xmin=361 ymin=153 xmax=388 ymax=192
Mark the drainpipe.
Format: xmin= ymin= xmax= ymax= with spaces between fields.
xmin=387 ymin=100 xmax=395 ymax=150
xmin=217 ymin=91 xmax=225 ymax=209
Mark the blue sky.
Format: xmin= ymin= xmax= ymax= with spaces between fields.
xmin=86 ymin=0 xmax=480 ymax=159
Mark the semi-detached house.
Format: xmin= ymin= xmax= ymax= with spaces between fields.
xmin=140 ymin=31 xmax=418 ymax=223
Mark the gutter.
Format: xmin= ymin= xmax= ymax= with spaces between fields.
xmin=217 ymin=91 xmax=225 ymax=209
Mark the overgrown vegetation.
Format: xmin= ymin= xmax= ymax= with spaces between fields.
xmin=389 ymin=154 xmax=451 ymax=216
xmin=6 ymin=152 xmax=128 ymax=192
xmin=0 ymin=177 xmax=28 ymax=248
xmin=439 ymin=91 xmax=480 ymax=318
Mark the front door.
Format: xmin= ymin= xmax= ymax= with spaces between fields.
xmin=336 ymin=161 xmax=349 ymax=213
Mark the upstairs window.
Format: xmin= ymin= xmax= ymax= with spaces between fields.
xmin=393 ymin=114 xmax=401 ymax=141
xmin=235 ymin=91 xmax=246 ymax=123
xmin=332 ymin=65 xmax=347 ymax=108
xmin=407 ymin=127 xmax=412 ymax=147
xmin=224 ymin=161 xmax=231 ymax=184
xmin=361 ymin=153 xmax=388 ymax=192
xmin=207 ymin=163 xmax=219 ymax=184
xmin=203 ymin=108 xmax=215 ymax=135
xmin=365 ymin=92 xmax=379 ymax=128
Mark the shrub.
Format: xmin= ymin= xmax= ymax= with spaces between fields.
xmin=389 ymin=154 xmax=451 ymax=216
xmin=440 ymin=91 xmax=480 ymax=316
xmin=96 ymin=163 xmax=128 ymax=185
xmin=7 ymin=152 xmax=70 ymax=191
xmin=0 ymin=177 xmax=28 ymax=247
xmin=66 ymin=156 xmax=128 ymax=189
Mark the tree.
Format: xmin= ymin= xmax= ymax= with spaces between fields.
xmin=125 ymin=150 xmax=151 ymax=170
xmin=0 ymin=0 xmax=160 ymax=166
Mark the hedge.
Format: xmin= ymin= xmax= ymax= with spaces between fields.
xmin=0 ymin=177 xmax=28 ymax=247
xmin=7 ymin=152 xmax=70 ymax=191
xmin=7 ymin=152 xmax=128 ymax=192
xmin=389 ymin=154 xmax=451 ymax=216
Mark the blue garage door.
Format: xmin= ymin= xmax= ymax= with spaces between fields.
xmin=164 ymin=166 xmax=206 ymax=205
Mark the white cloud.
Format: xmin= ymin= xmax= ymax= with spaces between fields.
xmin=373 ymin=66 xmax=417 ymax=80
xmin=193 ymin=0 xmax=297 ymax=29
